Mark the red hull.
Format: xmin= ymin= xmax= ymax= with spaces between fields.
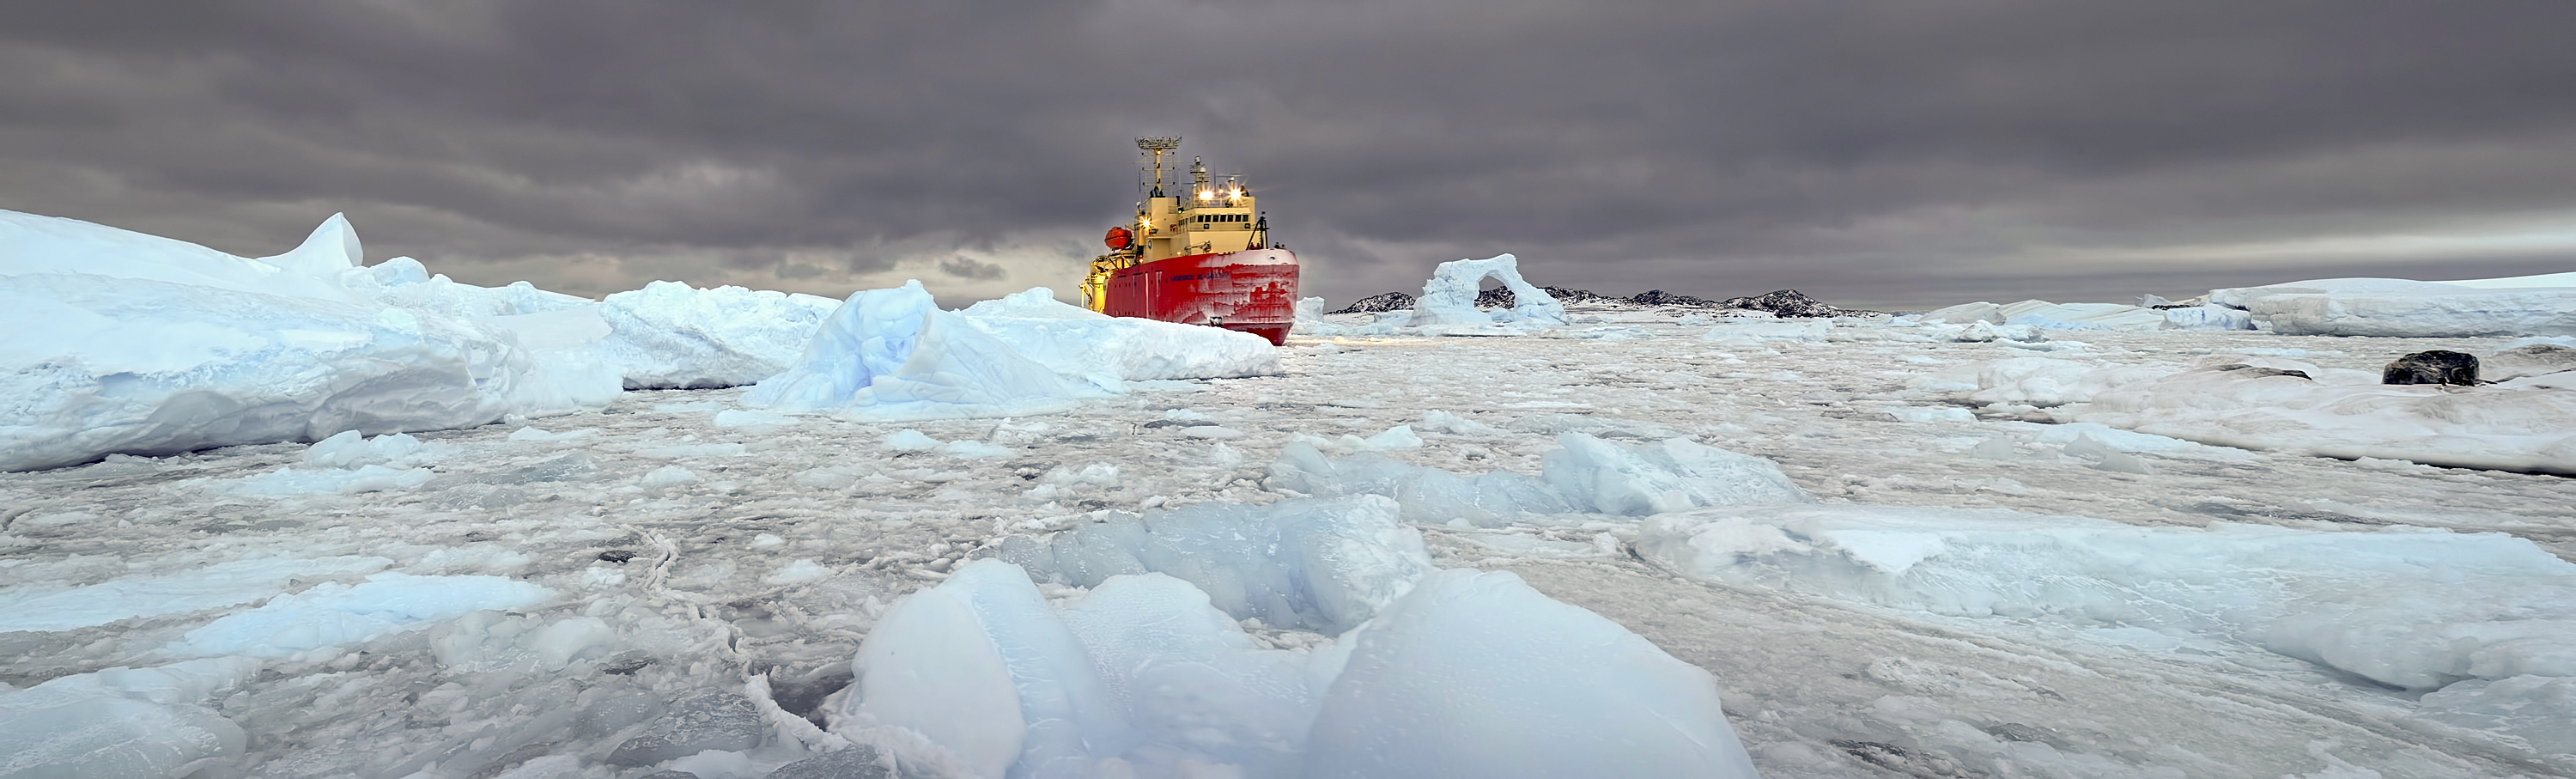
xmin=1103 ymin=249 xmax=1298 ymax=345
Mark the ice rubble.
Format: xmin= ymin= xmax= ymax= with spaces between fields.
xmin=0 ymin=657 xmax=262 ymax=779
xmin=592 ymin=280 xmax=843 ymax=389
xmin=1966 ymin=352 xmax=2576 ymax=473
xmin=744 ymin=283 xmax=1283 ymax=421
xmin=955 ymin=288 xmax=1281 ymax=381
xmin=0 ymin=210 xmax=618 ymax=472
xmin=743 ymin=281 xmax=1108 ymax=420
xmin=1267 ymin=432 xmax=1809 ymax=526
xmin=844 ymin=560 xmax=1756 ymax=779
xmin=1635 ymin=503 xmax=2576 ymax=693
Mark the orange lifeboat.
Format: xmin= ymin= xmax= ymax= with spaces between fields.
xmin=1103 ymin=226 xmax=1133 ymax=250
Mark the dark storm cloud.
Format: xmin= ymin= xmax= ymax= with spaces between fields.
xmin=5 ymin=0 xmax=2573 ymax=308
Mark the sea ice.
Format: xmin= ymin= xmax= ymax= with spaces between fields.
xmin=1638 ymin=503 xmax=2576 ymax=690
xmin=0 ymin=657 xmax=260 ymax=779
xmin=166 ymin=572 xmax=554 ymax=659
xmin=1268 ymin=432 xmax=1808 ymax=526
xmin=1968 ymin=354 xmax=2576 ymax=472
xmin=993 ymin=495 xmax=1432 ymax=633
xmin=2204 ymin=277 xmax=2576 ymax=338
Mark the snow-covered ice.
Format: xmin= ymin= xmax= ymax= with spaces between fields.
xmin=7 ymin=214 xmax=2576 ymax=778
xmin=2205 ymin=274 xmax=2576 ymax=338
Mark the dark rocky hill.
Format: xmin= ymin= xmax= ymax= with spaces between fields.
xmin=1333 ymin=284 xmax=1879 ymax=318
xmin=1327 ymin=292 xmax=1416 ymax=314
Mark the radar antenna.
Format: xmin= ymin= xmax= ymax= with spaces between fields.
xmin=1137 ymin=137 xmax=1182 ymax=193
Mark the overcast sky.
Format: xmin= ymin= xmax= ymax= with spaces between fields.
xmin=6 ymin=1 xmax=2573 ymax=310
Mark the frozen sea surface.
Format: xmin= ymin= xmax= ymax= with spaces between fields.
xmin=3 ymin=320 xmax=2574 ymax=777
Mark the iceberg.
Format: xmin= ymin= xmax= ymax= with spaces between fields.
xmin=743 ymin=281 xmax=1107 ymax=420
xmin=0 ymin=210 xmax=616 ymax=472
xmin=1405 ymin=253 xmax=1568 ymax=332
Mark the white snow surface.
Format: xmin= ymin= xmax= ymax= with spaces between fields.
xmin=1639 ymin=504 xmax=2576 ymax=690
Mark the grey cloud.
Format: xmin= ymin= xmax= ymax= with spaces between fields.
xmin=4 ymin=0 xmax=2572 ymax=309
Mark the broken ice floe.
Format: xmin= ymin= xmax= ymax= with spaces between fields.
xmin=993 ymin=495 xmax=1431 ymax=633
xmin=841 ymin=558 xmax=1757 ymax=779
xmin=0 ymin=657 xmax=263 ymax=778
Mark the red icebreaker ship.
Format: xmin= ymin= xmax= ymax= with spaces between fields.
xmin=1081 ymin=137 xmax=1298 ymax=345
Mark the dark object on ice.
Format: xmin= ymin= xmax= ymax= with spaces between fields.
xmin=1327 ymin=291 xmax=1414 ymax=313
xmin=766 ymin=744 xmax=896 ymax=779
xmin=607 ymin=691 xmax=767 ymax=766
xmin=2383 ymin=350 xmax=2480 ymax=386
xmin=637 ymin=772 xmax=700 ymax=779
xmin=598 ymin=550 xmax=638 ymax=563
xmin=602 ymin=657 xmax=652 ymax=675
xmin=1831 ymin=739 xmax=1969 ymax=776
xmin=2210 ymin=363 xmax=2312 ymax=380
xmin=769 ymin=666 xmax=857 ymax=727
xmin=1985 ymin=722 xmax=2057 ymax=744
